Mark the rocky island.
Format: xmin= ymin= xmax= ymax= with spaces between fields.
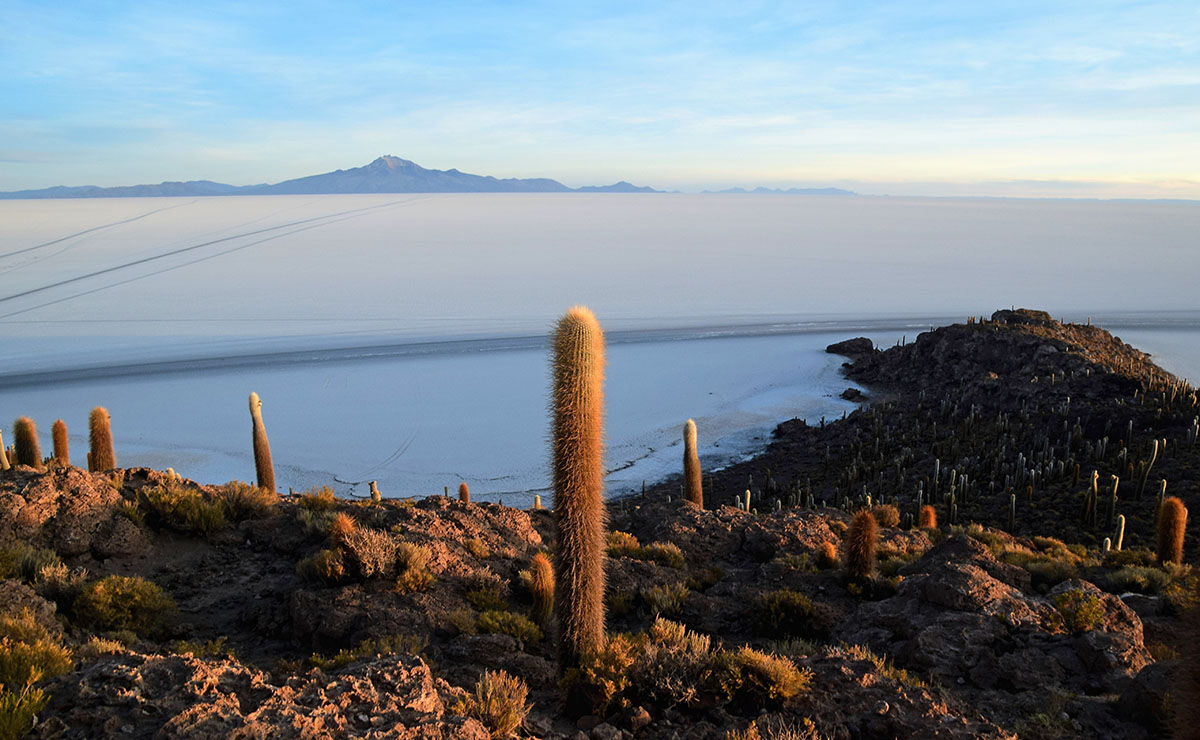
xmin=0 ymin=309 xmax=1194 ymax=739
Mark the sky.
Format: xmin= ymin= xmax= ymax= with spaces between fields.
xmin=1 ymin=1 xmax=1198 ymax=197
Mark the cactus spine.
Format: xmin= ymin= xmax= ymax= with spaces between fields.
xmin=1157 ymin=496 xmax=1188 ymax=565
xmin=529 ymin=552 xmax=555 ymax=629
xmin=682 ymin=419 xmax=703 ymax=508
xmin=248 ymin=393 xmax=275 ymax=492
xmin=845 ymin=509 xmax=877 ymax=582
xmin=13 ymin=417 xmax=41 ymax=468
xmin=458 ymin=482 xmax=470 ymax=503
xmin=51 ymin=419 xmax=69 ymax=466
xmin=88 ymin=407 xmax=116 ymax=471
xmin=551 ymin=306 xmax=607 ymax=669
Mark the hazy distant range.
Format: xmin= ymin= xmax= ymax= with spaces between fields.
xmin=0 ymin=155 xmax=855 ymax=199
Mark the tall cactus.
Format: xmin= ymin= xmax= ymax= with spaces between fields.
xmin=551 ymin=306 xmax=607 ymax=669
xmin=51 ymin=419 xmax=69 ymax=466
xmin=1157 ymin=496 xmax=1188 ymax=565
xmin=89 ymin=407 xmax=116 ymax=471
xmin=845 ymin=509 xmax=877 ymax=582
xmin=682 ymin=419 xmax=703 ymax=508
xmin=13 ymin=417 xmax=41 ymax=468
xmin=0 ymin=430 xmax=10 ymax=471
xmin=248 ymin=393 xmax=275 ymax=492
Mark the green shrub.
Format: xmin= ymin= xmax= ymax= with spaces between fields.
xmin=756 ymin=590 xmax=833 ymax=639
xmin=477 ymin=610 xmax=542 ymax=643
xmin=218 ymin=481 xmax=278 ymax=520
xmin=710 ymin=647 xmax=811 ymax=706
xmin=606 ymin=532 xmax=684 ymax=568
xmin=297 ymin=549 xmax=346 ymax=585
xmin=0 ymin=543 xmax=63 ymax=585
xmin=31 ymin=562 xmax=88 ymax=609
xmin=75 ymin=576 xmax=177 ymax=637
xmin=310 ymin=634 xmax=425 ymax=671
xmin=1053 ymin=589 xmax=1105 ymax=633
xmin=0 ymin=610 xmax=72 ymax=688
xmin=141 ymin=482 xmax=226 ymax=534
xmin=170 ymin=636 xmax=234 ymax=659
xmin=1102 ymin=566 xmax=1172 ymax=594
xmin=0 ymin=683 xmax=48 ymax=740
xmin=299 ymin=486 xmax=337 ymax=512
xmin=297 ymin=508 xmax=336 ymax=538
xmin=467 ymin=587 xmax=508 ymax=612
xmin=456 ymin=669 xmax=530 ymax=739
xmin=641 ymin=583 xmax=689 ymax=617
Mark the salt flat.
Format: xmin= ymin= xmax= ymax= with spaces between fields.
xmin=1 ymin=194 xmax=1196 ymax=500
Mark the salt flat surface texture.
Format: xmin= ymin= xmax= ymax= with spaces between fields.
xmin=0 ymin=194 xmax=1197 ymax=501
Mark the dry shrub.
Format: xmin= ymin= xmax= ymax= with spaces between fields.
xmin=756 ymin=590 xmax=833 ymax=639
xmin=342 ymin=526 xmax=397 ymax=578
xmin=464 ymin=537 xmax=492 ymax=559
xmin=141 ymin=482 xmax=226 ymax=534
xmin=816 ymin=542 xmax=838 ymax=569
xmin=218 ymin=481 xmax=278 ymax=520
xmin=632 ymin=618 xmax=712 ymax=706
xmin=641 ymin=583 xmax=689 ymax=617
xmin=299 ymin=486 xmax=337 ymax=512
xmin=457 ymin=669 xmax=530 ymax=739
xmin=467 ymin=587 xmax=509 ymax=612
xmin=297 ymin=549 xmax=346 ymax=585
xmin=310 ymin=634 xmax=425 ymax=671
xmin=607 ymin=532 xmax=684 ymax=568
xmin=328 ymin=513 xmax=358 ymax=544
xmin=711 ymin=646 xmax=811 ymax=706
xmin=394 ymin=542 xmax=434 ymax=593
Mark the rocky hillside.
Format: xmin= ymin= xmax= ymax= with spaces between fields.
xmin=0 ymin=309 xmax=1195 ymax=739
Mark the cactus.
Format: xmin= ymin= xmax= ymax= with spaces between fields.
xmin=13 ymin=417 xmax=41 ymax=468
xmin=918 ymin=504 xmax=937 ymax=529
xmin=89 ymin=407 xmax=116 ymax=471
xmin=1156 ymin=496 xmax=1188 ymax=565
xmin=247 ymin=393 xmax=275 ymax=492
xmin=370 ymin=481 xmax=381 ymax=503
xmin=529 ymin=552 xmax=554 ymax=629
xmin=0 ymin=430 xmax=9 ymax=471
xmin=1114 ymin=514 xmax=1126 ymax=551
xmin=1136 ymin=439 xmax=1158 ymax=500
xmin=51 ymin=419 xmax=69 ymax=466
xmin=458 ymin=482 xmax=470 ymax=503
xmin=682 ymin=419 xmax=703 ymax=508
xmin=1008 ymin=493 xmax=1016 ymax=531
xmin=845 ymin=509 xmax=877 ymax=582
xmin=551 ymin=306 xmax=607 ymax=669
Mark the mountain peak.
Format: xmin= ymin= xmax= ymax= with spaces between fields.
xmin=368 ymin=155 xmax=418 ymax=171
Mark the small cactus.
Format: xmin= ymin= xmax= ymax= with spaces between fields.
xmin=682 ymin=419 xmax=703 ymax=509
xmin=458 ymin=482 xmax=470 ymax=503
xmin=918 ymin=504 xmax=937 ymax=529
xmin=1114 ymin=514 xmax=1126 ymax=552
xmin=550 ymin=306 xmax=607 ymax=669
xmin=1157 ymin=496 xmax=1188 ymax=565
xmin=845 ymin=509 xmax=877 ymax=582
xmin=370 ymin=481 xmax=381 ymax=503
xmin=248 ymin=393 xmax=275 ymax=492
xmin=529 ymin=552 xmax=554 ymax=629
xmin=51 ymin=419 xmax=69 ymax=466
xmin=0 ymin=430 xmax=8 ymax=471
xmin=13 ymin=417 xmax=41 ymax=468
xmin=89 ymin=407 xmax=116 ymax=471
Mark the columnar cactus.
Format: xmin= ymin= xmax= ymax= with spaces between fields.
xmin=551 ymin=306 xmax=607 ymax=669
xmin=89 ymin=407 xmax=116 ymax=471
xmin=918 ymin=504 xmax=937 ymax=529
xmin=683 ymin=419 xmax=703 ymax=508
xmin=845 ymin=509 xmax=877 ymax=582
xmin=13 ymin=417 xmax=41 ymax=468
xmin=248 ymin=393 xmax=275 ymax=492
xmin=0 ymin=430 xmax=10 ymax=471
xmin=530 ymin=551 xmax=555 ymax=629
xmin=52 ymin=419 xmax=69 ymax=466
xmin=458 ymin=482 xmax=470 ymax=503
xmin=1157 ymin=496 xmax=1188 ymax=565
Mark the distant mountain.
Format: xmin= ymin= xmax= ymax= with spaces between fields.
xmin=0 ymin=156 xmax=662 ymax=198
xmin=705 ymin=186 xmax=856 ymax=195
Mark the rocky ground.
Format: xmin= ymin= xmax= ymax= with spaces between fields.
xmin=0 ymin=309 xmax=1195 ymax=739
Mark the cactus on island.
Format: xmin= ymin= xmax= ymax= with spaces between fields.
xmin=89 ymin=407 xmax=116 ymax=471
xmin=1157 ymin=496 xmax=1188 ymax=565
xmin=530 ymin=552 xmax=555 ymax=629
xmin=683 ymin=419 xmax=703 ymax=508
xmin=845 ymin=509 xmax=877 ymax=582
xmin=248 ymin=393 xmax=275 ymax=492
xmin=13 ymin=417 xmax=41 ymax=469
xmin=550 ymin=306 xmax=607 ymax=669
xmin=458 ymin=482 xmax=470 ymax=503
xmin=51 ymin=419 xmax=69 ymax=466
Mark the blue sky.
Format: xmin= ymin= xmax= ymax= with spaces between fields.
xmin=1 ymin=1 xmax=1198 ymax=196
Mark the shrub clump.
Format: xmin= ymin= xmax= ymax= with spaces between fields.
xmin=299 ymin=486 xmax=337 ymax=512
xmin=1102 ymin=566 xmax=1172 ymax=594
xmin=394 ymin=542 xmax=434 ymax=593
xmin=1053 ymin=589 xmax=1105 ymax=633
xmin=477 ymin=610 xmax=543 ymax=644
xmin=607 ymin=532 xmax=685 ymax=568
xmin=74 ymin=576 xmax=177 ymax=637
xmin=310 ymin=634 xmax=425 ymax=671
xmin=641 ymin=583 xmax=689 ymax=617
xmin=297 ymin=549 xmax=346 ymax=585
xmin=711 ymin=646 xmax=812 ymax=708
xmin=756 ymin=590 xmax=833 ymax=639
xmin=141 ymin=482 xmax=226 ymax=534
xmin=455 ymin=669 xmax=530 ymax=739
xmin=871 ymin=504 xmax=900 ymax=528
xmin=341 ymin=526 xmax=397 ymax=579
xmin=218 ymin=481 xmax=278 ymax=520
